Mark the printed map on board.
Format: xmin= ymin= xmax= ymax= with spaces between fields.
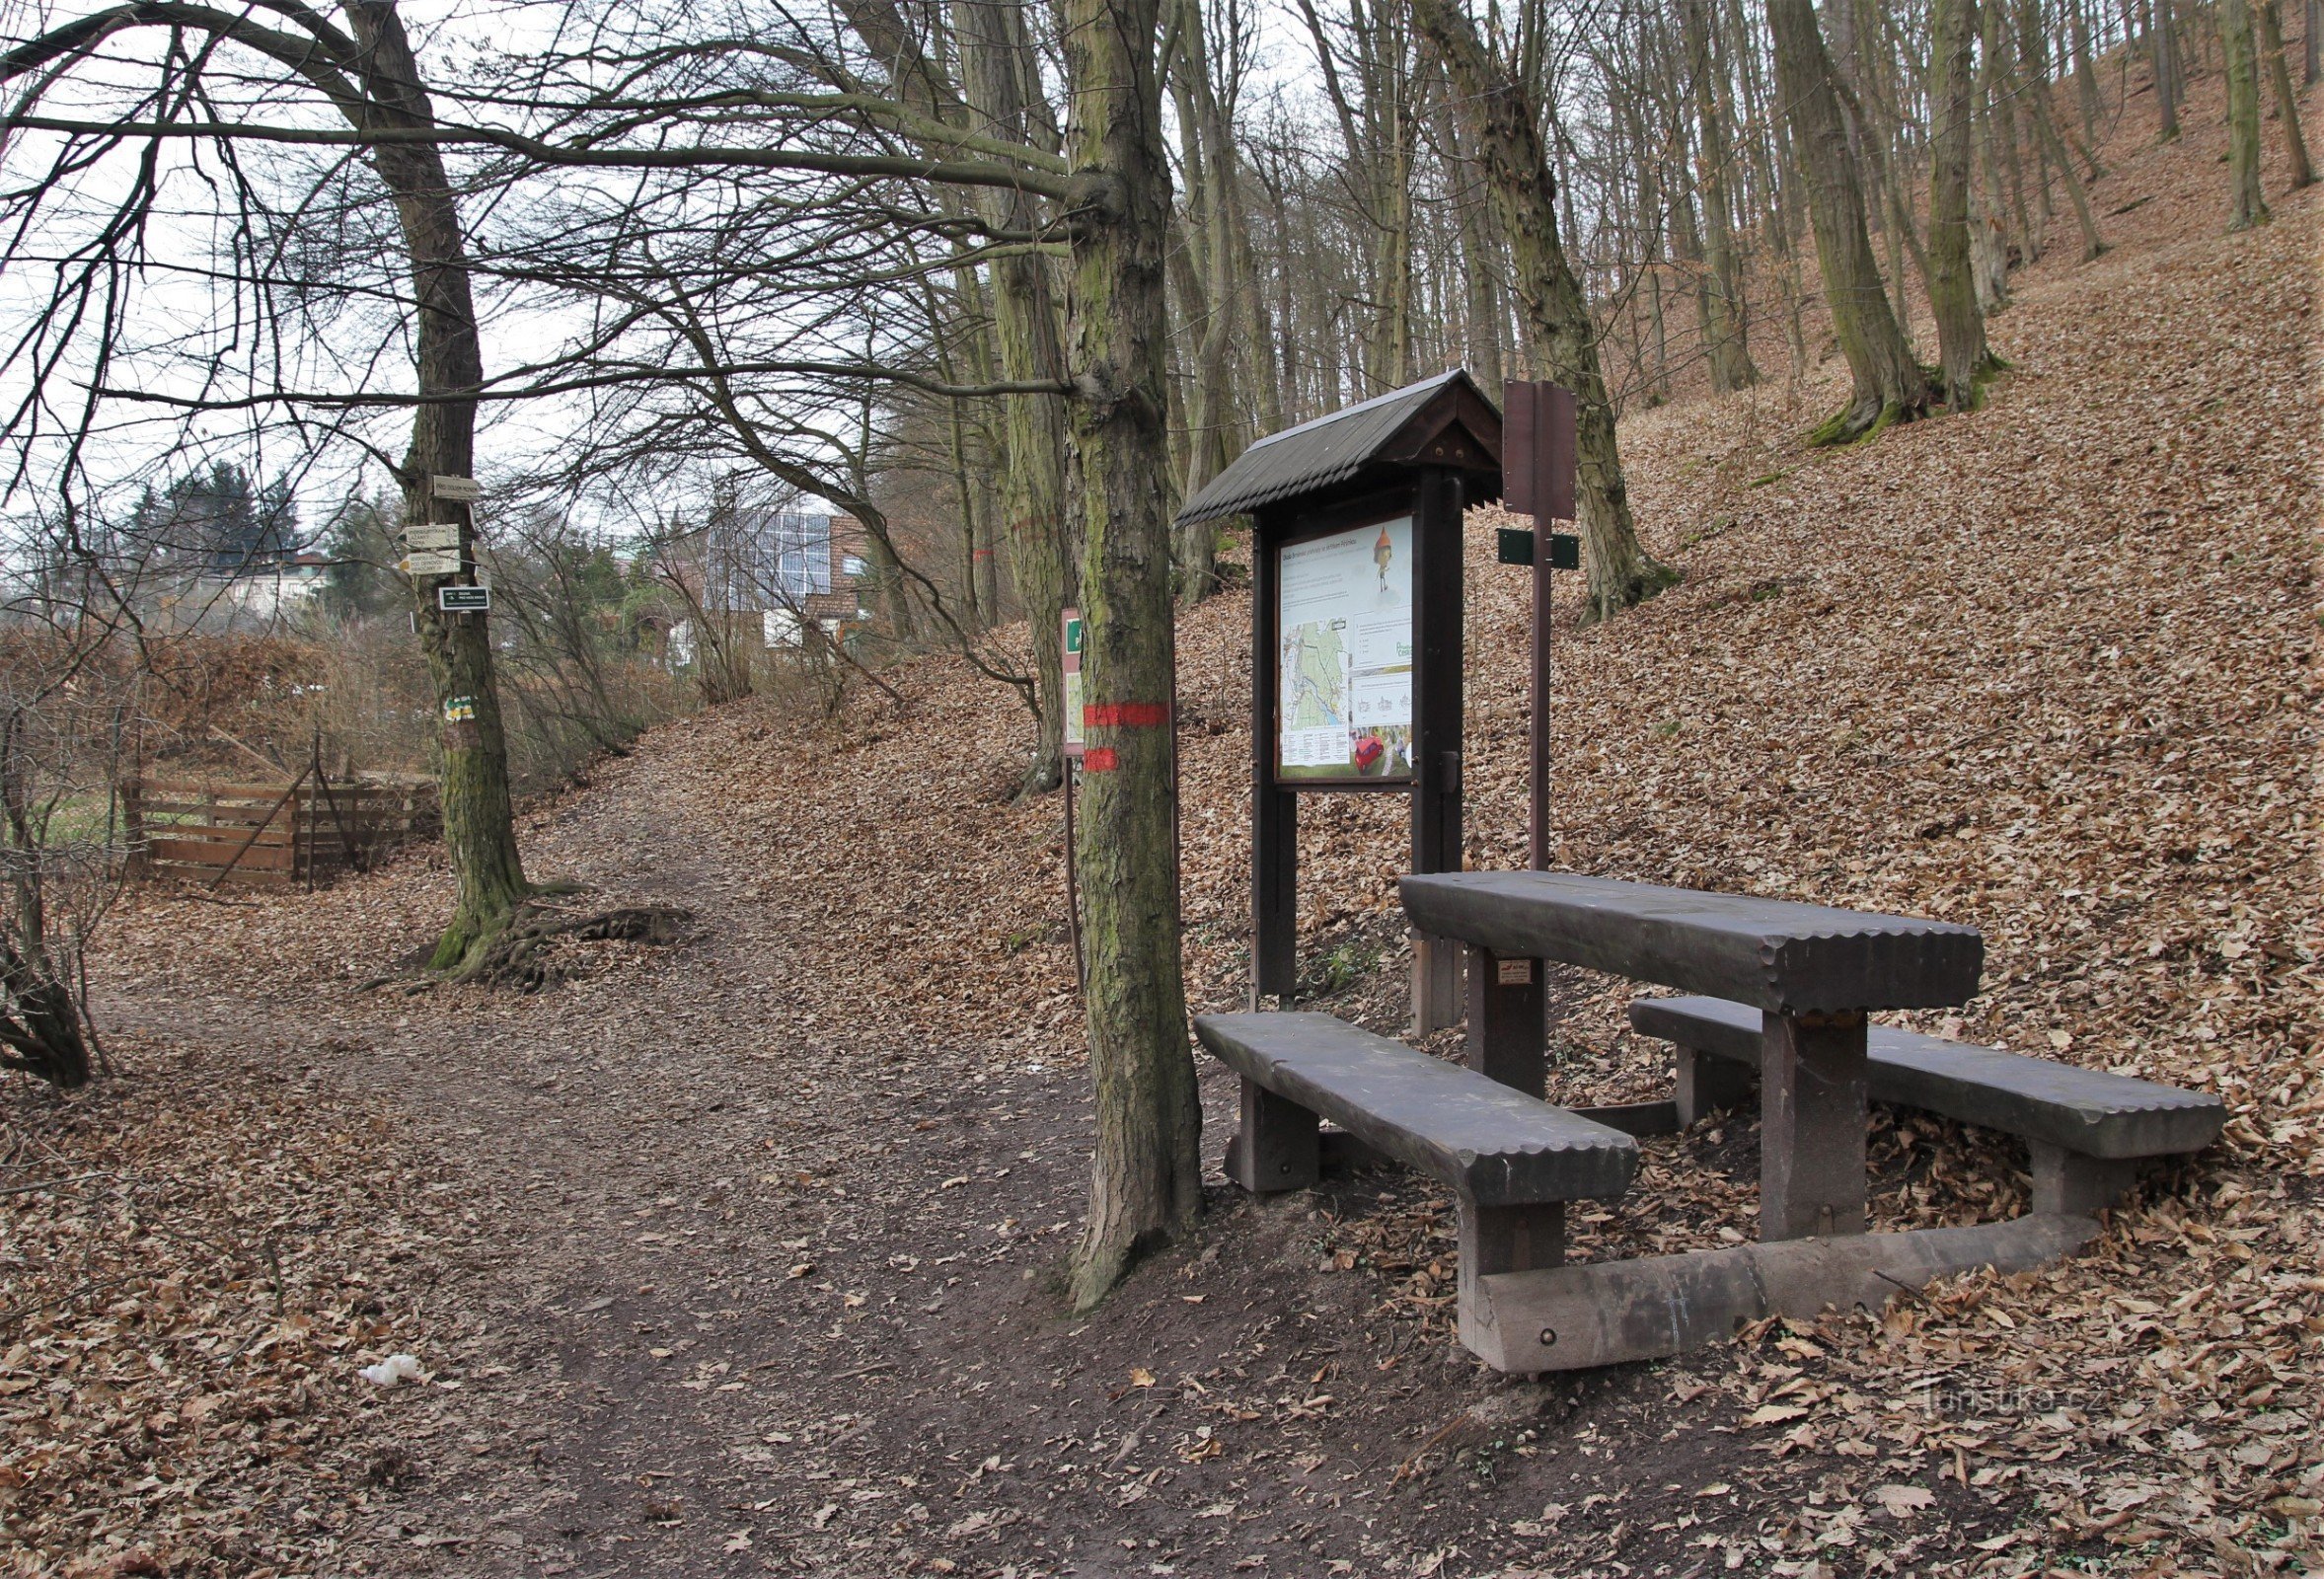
xmin=1284 ymin=622 xmax=1351 ymax=734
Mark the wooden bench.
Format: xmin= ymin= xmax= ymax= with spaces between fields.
xmin=1627 ymin=995 xmax=2227 ymax=1215
xmin=1193 ymin=1012 xmax=1638 ymax=1312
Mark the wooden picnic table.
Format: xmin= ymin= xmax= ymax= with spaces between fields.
xmin=1399 ymin=871 xmax=1985 ymax=1241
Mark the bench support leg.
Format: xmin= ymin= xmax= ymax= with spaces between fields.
xmin=1761 ymin=1010 xmax=1868 ymax=1241
xmin=1464 ymin=944 xmax=1544 ymax=1097
xmin=1410 ymin=931 xmax=1466 ymax=1036
xmin=1457 ymin=1196 xmax=1565 ymax=1353
xmin=1674 ymin=1042 xmax=1756 ymax=1126
xmin=2028 ymin=1141 xmax=2140 ymax=1217
xmin=1226 ymin=1078 xmax=1318 ymax=1193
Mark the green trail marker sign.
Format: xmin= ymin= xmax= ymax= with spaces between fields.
xmin=437 ymin=585 xmax=491 ymax=613
xmin=1494 ymin=527 xmax=1580 ymax=569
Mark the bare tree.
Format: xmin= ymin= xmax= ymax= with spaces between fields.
xmin=0 ymin=1 xmax=529 ymax=972
xmin=1412 ymin=0 xmax=1674 ymax=618
xmin=1766 ymin=0 xmax=1933 ymax=442
xmin=1929 ymin=0 xmax=1998 ymax=409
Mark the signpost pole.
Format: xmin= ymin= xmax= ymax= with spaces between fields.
xmin=1504 ymin=381 xmax=1577 ymax=873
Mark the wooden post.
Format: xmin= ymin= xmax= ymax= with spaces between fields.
xmin=1760 ymin=1009 xmax=1869 ymax=1240
xmin=1506 ymin=381 xmax=1575 ymax=873
xmin=1465 ymin=945 xmax=1545 ymax=1096
xmin=1674 ymin=1041 xmax=1757 ymax=1126
xmin=1250 ymin=519 xmax=1298 ymax=1003
xmin=118 ymin=778 xmax=148 ymax=878
xmin=1226 ymin=1078 xmax=1318 ymax=1192
xmin=1409 ymin=467 xmax=1466 ymax=1033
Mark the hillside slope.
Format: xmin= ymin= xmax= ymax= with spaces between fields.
xmin=22 ymin=67 xmax=2319 ymax=1579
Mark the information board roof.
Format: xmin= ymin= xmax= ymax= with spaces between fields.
xmin=1174 ymin=370 xmax=1503 ymax=527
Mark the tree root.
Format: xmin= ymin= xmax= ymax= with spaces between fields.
xmin=456 ymin=900 xmax=697 ymax=992
xmin=1578 ymin=556 xmax=1683 ymax=626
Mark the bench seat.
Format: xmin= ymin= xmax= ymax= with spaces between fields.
xmin=1194 ymin=1012 xmax=1640 ymax=1332
xmin=1627 ymin=995 xmax=2226 ymax=1214
xmin=1194 ymin=1012 xmax=1638 ymax=1205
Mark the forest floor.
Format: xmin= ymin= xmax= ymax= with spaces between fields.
xmin=5 ymin=68 xmax=2320 ymax=1579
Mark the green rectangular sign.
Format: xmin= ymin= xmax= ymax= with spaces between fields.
xmin=1496 ymin=528 xmax=1580 ymax=570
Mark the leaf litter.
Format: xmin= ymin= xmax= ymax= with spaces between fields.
xmin=7 ymin=70 xmax=2320 ymax=1579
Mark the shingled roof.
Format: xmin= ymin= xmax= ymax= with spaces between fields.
xmin=1173 ymin=370 xmax=1502 ymax=526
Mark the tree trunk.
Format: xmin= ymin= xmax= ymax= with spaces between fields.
xmin=2259 ymin=0 xmax=2318 ymax=187
xmin=2224 ymin=0 xmax=2276 ymax=227
xmin=342 ymin=1 xmax=529 ymax=972
xmin=955 ymin=0 xmax=1077 ymax=791
xmin=1411 ymin=0 xmax=1676 ymax=617
xmin=1455 ymin=154 xmax=1507 ymax=395
xmin=1975 ymin=18 xmax=2017 ymax=307
xmin=0 ymin=714 xmax=90 ymax=1089
xmin=1059 ymin=0 xmax=1201 ymax=1312
xmin=2155 ymin=0 xmax=2183 ymax=138
xmin=1985 ymin=0 xmax=2039 ymax=262
xmin=2012 ymin=14 xmax=2109 ymax=258
xmin=1167 ymin=0 xmax=1237 ymax=606
xmin=2071 ymin=0 xmax=2105 ymax=140
xmin=1766 ymin=0 xmax=1931 ymax=443
xmin=1683 ymin=0 xmax=1759 ymax=392
xmin=1929 ymin=0 xmax=1996 ymax=411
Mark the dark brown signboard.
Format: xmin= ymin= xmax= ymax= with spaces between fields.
xmin=1502 ymin=381 xmax=1577 ymax=523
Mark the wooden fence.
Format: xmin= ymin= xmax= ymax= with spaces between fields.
xmin=124 ymin=775 xmax=440 ymax=889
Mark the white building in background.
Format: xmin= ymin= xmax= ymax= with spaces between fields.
xmin=695 ymin=508 xmax=871 ymax=647
xmin=150 ymin=552 xmax=333 ymax=632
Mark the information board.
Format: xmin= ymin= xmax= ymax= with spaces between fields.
xmin=1275 ymin=514 xmax=1414 ymax=783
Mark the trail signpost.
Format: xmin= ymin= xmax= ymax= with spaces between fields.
xmin=1501 ymin=380 xmax=1580 ymax=871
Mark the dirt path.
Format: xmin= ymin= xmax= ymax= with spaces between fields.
xmin=102 ymin=739 xmax=1753 ymax=1579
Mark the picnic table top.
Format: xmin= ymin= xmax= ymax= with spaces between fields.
xmin=1399 ymin=871 xmax=1984 ymax=1015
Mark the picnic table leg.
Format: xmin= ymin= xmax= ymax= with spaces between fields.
xmin=1464 ymin=944 xmax=1544 ymax=1098
xmin=1760 ymin=1010 xmax=1868 ymax=1240
xmin=1674 ymin=1040 xmax=1756 ymax=1126
xmin=1410 ymin=932 xmax=1466 ymax=1036
xmin=1224 ymin=1077 xmax=1318 ymax=1193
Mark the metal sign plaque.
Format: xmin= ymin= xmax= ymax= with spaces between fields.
xmin=1061 ymin=609 xmax=1086 ymax=760
xmin=430 ymin=475 xmax=482 ymax=502
xmin=438 ymin=585 xmax=492 ymax=613
xmin=401 ymin=550 xmax=461 ymax=576
xmin=404 ymin=522 xmax=460 ymax=553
